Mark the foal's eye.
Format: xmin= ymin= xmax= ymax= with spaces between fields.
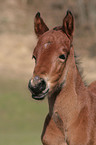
xmin=33 ymin=55 xmax=36 ymax=60
xmin=32 ymin=55 xmax=36 ymax=62
xmin=59 ymin=54 xmax=66 ymax=60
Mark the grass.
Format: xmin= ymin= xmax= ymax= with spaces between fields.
xmin=0 ymin=132 xmax=41 ymax=145
xmin=0 ymin=77 xmax=48 ymax=145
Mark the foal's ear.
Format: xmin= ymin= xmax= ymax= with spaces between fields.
xmin=34 ymin=12 xmax=49 ymax=37
xmin=63 ymin=10 xmax=74 ymax=40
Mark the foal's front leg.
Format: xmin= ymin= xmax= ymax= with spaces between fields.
xmin=41 ymin=114 xmax=66 ymax=145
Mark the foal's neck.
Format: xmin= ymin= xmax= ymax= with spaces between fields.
xmin=48 ymin=65 xmax=87 ymax=116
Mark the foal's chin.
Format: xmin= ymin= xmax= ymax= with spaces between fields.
xmin=32 ymin=88 xmax=49 ymax=100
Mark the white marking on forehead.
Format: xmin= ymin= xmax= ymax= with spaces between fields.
xmin=44 ymin=42 xmax=51 ymax=48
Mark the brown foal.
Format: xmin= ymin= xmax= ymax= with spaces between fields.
xmin=28 ymin=11 xmax=96 ymax=145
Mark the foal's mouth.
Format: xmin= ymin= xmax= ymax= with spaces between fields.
xmin=30 ymin=88 xmax=49 ymax=100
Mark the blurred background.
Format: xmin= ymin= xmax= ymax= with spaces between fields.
xmin=0 ymin=0 xmax=96 ymax=145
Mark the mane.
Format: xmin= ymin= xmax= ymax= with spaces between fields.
xmin=74 ymin=52 xmax=87 ymax=86
xmin=53 ymin=26 xmax=63 ymax=31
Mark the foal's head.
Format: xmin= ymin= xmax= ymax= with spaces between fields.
xmin=28 ymin=11 xmax=74 ymax=100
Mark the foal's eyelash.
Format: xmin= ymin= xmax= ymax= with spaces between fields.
xmin=32 ymin=55 xmax=36 ymax=60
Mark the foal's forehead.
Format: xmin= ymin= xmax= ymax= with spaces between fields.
xmin=34 ymin=30 xmax=71 ymax=56
xmin=38 ymin=30 xmax=70 ymax=45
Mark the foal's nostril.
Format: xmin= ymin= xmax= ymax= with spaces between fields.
xmin=38 ymin=79 xmax=46 ymax=92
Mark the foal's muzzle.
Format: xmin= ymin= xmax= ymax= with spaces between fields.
xmin=28 ymin=76 xmax=49 ymax=100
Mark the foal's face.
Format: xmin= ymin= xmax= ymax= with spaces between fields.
xmin=28 ymin=11 xmax=74 ymax=100
xmin=33 ymin=31 xmax=71 ymax=91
